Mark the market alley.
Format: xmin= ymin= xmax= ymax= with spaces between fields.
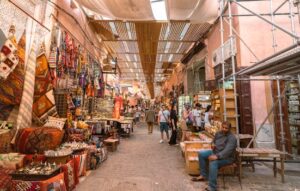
xmin=76 ymin=123 xmax=300 ymax=191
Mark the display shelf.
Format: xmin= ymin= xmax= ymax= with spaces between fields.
xmin=211 ymin=89 xmax=237 ymax=133
xmin=286 ymin=81 xmax=300 ymax=155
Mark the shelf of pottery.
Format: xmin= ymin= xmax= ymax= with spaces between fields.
xmin=286 ymin=81 xmax=300 ymax=155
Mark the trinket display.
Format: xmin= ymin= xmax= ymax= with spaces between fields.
xmin=10 ymin=162 xmax=61 ymax=181
xmin=44 ymin=148 xmax=72 ymax=157
xmin=61 ymin=141 xmax=88 ymax=151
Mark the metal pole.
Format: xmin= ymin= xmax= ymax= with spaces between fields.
xmin=288 ymin=0 xmax=297 ymax=44
xmin=223 ymin=18 xmax=260 ymax=61
xmin=270 ymin=0 xmax=278 ymax=53
xmin=298 ymin=74 xmax=300 ymax=86
xmin=219 ymin=0 xmax=227 ymax=121
xmin=233 ymin=0 xmax=300 ymax=40
xmin=247 ymin=84 xmax=287 ymax=148
xmin=228 ymin=1 xmax=240 ymax=147
xmin=276 ymin=78 xmax=286 ymax=153
xmin=295 ymin=0 xmax=300 ymax=24
xmin=273 ymin=0 xmax=289 ymax=14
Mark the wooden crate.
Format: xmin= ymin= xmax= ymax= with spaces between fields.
xmin=184 ymin=141 xmax=212 ymax=175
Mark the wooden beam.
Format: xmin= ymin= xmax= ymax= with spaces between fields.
xmin=88 ymin=19 xmax=190 ymax=24
xmin=102 ymin=39 xmax=195 ymax=43
xmin=115 ymin=52 xmax=184 ymax=55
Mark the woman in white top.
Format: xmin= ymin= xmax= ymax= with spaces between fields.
xmin=204 ymin=105 xmax=213 ymax=126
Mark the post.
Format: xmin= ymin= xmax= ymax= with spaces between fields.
xmin=219 ymin=0 xmax=227 ymax=121
xmin=228 ymin=0 xmax=240 ymax=147
xmin=288 ymin=0 xmax=297 ymax=44
xmin=270 ymin=0 xmax=278 ymax=53
xmin=276 ymin=78 xmax=286 ymax=154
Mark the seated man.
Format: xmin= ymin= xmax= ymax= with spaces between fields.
xmin=191 ymin=121 xmax=237 ymax=191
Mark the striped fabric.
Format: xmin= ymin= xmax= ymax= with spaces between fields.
xmin=16 ymin=40 xmax=37 ymax=129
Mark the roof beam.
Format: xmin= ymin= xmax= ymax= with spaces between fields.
xmin=115 ymin=52 xmax=183 ymax=55
xmin=103 ymin=39 xmax=195 ymax=43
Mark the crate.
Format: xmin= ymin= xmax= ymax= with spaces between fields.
xmin=104 ymin=139 xmax=118 ymax=152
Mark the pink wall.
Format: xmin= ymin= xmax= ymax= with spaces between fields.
xmin=236 ymin=1 xmax=300 ymax=126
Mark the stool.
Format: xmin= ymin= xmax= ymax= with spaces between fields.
xmin=219 ymin=163 xmax=241 ymax=189
xmin=104 ymin=139 xmax=119 ymax=152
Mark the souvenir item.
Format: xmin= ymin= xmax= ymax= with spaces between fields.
xmin=0 ymin=168 xmax=14 ymax=191
xmin=0 ymin=25 xmax=19 ymax=80
xmin=11 ymin=163 xmax=61 ymax=182
xmin=15 ymin=127 xmax=64 ymax=154
xmin=61 ymin=142 xmax=88 ymax=152
xmin=44 ymin=148 xmax=72 ymax=157
xmin=61 ymin=159 xmax=75 ymax=190
xmin=32 ymin=90 xmax=58 ymax=124
xmin=43 ymin=116 xmax=66 ymax=130
xmin=40 ymin=172 xmax=66 ymax=191
xmin=0 ymin=153 xmax=25 ymax=170
xmin=11 ymin=180 xmax=41 ymax=191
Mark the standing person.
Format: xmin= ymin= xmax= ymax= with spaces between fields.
xmin=134 ymin=105 xmax=141 ymax=123
xmin=169 ymin=104 xmax=178 ymax=145
xmin=204 ymin=105 xmax=213 ymax=126
xmin=191 ymin=121 xmax=237 ymax=191
xmin=192 ymin=103 xmax=203 ymax=131
xmin=180 ymin=103 xmax=192 ymax=142
xmin=158 ymin=105 xmax=170 ymax=143
xmin=145 ymin=106 xmax=156 ymax=134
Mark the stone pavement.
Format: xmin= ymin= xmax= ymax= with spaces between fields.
xmin=76 ymin=122 xmax=300 ymax=191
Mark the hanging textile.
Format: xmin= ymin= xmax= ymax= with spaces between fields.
xmin=15 ymin=39 xmax=36 ymax=130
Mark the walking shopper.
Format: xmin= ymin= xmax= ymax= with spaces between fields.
xmin=192 ymin=103 xmax=203 ymax=131
xmin=180 ymin=103 xmax=192 ymax=141
xmin=145 ymin=106 xmax=156 ymax=134
xmin=191 ymin=121 xmax=237 ymax=191
xmin=158 ymin=105 xmax=170 ymax=143
xmin=169 ymin=104 xmax=178 ymax=145
xmin=204 ymin=105 xmax=213 ymax=126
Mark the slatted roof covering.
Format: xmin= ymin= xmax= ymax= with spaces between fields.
xmin=90 ymin=19 xmax=211 ymax=97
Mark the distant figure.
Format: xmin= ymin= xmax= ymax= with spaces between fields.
xmin=169 ymin=104 xmax=178 ymax=145
xmin=158 ymin=105 xmax=170 ymax=143
xmin=145 ymin=106 xmax=156 ymax=134
xmin=204 ymin=105 xmax=213 ymax=126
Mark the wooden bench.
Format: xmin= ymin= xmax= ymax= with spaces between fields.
xmin=236 ymin=148 xmax=285 ymax=183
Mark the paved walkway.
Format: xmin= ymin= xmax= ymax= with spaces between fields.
xmin=76 ymin=122 xmax=300 ymax=191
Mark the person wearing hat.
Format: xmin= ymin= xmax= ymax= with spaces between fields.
xmin=191 ymin=121 xmax=237 ymax=191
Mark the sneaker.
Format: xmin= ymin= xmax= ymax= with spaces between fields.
xmin=159 ymin=140 xmax=164 ymax=143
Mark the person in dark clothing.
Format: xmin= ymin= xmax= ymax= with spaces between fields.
xmin=169 ymin=104 xmax=178 ymax=145
xmin=191 ymin=121 xmax=237 ymax=191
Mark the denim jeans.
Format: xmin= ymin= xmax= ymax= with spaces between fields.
xmin=198 ymin=150 xmax=232 ymax=191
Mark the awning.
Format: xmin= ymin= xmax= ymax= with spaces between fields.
xmin=75 ymin=0 xmax=154 ymax=20
xmin=76 ymin=0 xmax=218 ymax=23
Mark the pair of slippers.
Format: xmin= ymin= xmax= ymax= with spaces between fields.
xmin=191 ymin=176 xmax=206 ymax=182
xmin=191 ymin=177 xmax=215 ymax=191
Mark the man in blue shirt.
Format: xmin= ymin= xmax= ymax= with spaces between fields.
xmin=191 ymin=121 xmax=237 ymax=191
